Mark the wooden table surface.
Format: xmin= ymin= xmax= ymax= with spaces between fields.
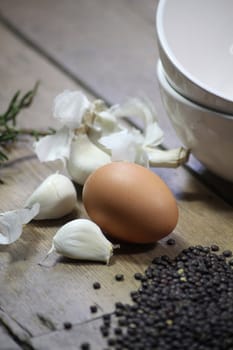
xmin=0 ymin=1 xmax=232 ymax=349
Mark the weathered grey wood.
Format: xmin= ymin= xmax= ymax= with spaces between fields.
xmin=0 ymin=0 xmax=232 ymax=202
xmin=0 ymin=326 xmax=22 ymax=350
xmin=0 ymin=309 xmax=32 ymax=349
xmin=31 ymin=318 xmax=104 ymax=350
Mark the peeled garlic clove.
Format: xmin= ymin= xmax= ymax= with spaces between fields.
xmin=25 ymin=173 xmax=77 ymax=220
xmin=146 ymin=147 xmax=190 ymax=168
xmin=66 ymin=134 xmax=111 ymax=185
xmin=49 ymin=218 xmax=115 ymax=264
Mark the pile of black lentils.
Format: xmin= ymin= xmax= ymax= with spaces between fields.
xmin=94 ymin=243 xmax=233 ymax=350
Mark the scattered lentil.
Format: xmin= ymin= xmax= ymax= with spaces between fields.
xmin=134 ymin=272 xmax=143 ymax=280
xmin=166 ymin=238 xmax=176 ymax=245
xmin=90 ymin=305 xmax=98 ymax=313
xmin=80 ymin=342 xmax=90 ymax=350
xmin=63 ymin=321 xmax=72 ymax=330
xmin=93 ymin=282 xmax=101 ymax=289
xmin=100 ymin=245 xmax=233 ymax=349
xmin=211 ymin=244 xmax=219 ymax=252
xmin=115 ymin=274 xmax=124 ymax=281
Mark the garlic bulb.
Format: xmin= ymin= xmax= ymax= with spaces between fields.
xmin=66 ymin=134 xmax=111 ymax=186
xmin=34 ymin=91 xmax=190 ymax=185
xmin=48 ymin=219 xmax=115 ymax=264
xmin=25 ymin=173 xmax=77 ymax=220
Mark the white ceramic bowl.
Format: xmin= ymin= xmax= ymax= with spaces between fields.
xmin=157 ymin=60 xmax=233 ymax=182
xmin=156 ymin=0 xmax=233 ymax=115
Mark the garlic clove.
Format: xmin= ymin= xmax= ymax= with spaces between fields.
xmin=25 ymin=173 xmax=77 ymax=220
xmin=0 ymin=203 xmax=40 ymax=245
xmin=66 ymin=133 xmax=111 ymax=185
xmin=48 ymin=218 xmax=115 ymax=264
xmin=146 ymin=147 xmax=190 ymax=168
xmin=93 ymin=110 xmax=119 ymax=135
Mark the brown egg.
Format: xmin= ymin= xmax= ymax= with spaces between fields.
xmin=82 ymin=162 xmax=178 ymax=243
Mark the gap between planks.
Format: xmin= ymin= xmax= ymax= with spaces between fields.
xmin=0 ymin=12 xmax=108 ymax=104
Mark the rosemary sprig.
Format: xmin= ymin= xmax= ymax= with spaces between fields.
xmin=0 ymin=82 xmax=54 ymax=162
xmin=0 ymin=81 xmax=39 ymax=127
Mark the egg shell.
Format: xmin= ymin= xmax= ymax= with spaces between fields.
xmin=82 ymin=162 xmax=178 ymax=243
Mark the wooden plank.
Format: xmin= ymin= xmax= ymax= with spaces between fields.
xmin=0 ymin=0 xmax=160 ymax=105
xmin=0 ymin=327 xmax=22 ymax=350
xmin=0 ymin=13 xmax=233 ymax=348
xmin=0 ymin=309 xmax=32 ymax=349
xmin=31 ymin=318 xmax=104 ymax=350
xmin=0 ymin=0 xmax=232 ymax=202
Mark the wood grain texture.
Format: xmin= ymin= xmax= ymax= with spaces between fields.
xmin=0 ymin=326 xmax=22 ymax=350
xmin=31 ymin=318 xmax=104 ymax=350
xmin=0 ymin=0 xmax=232 ymax=203
xmin=0 ymin=309 xmax=32 ymax=349
xmin=0 ymin=6 xmax=233 ymax=349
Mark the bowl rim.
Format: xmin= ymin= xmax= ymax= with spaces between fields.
xmin=156 ymin=0 xmax=233 ymax=107
xmin=157 ymin=59 xmax=233 ymax=121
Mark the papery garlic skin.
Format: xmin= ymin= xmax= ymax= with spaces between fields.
xmin=53 ymin=90 xmax=91 ymax=129
xmin=34 ymin=126 xmax=73 ymax=163
xmin=0 ymin=203 xmax=40 ymax=245
xmin=50 ymin=219 xmax=114 ymax=264
xmin=147 ymin=147 xmax=190 ymax=168
xmin=25 ymin=173 xmax=77 ymax=220
xmin=66 ymin=134 xmax=111 ymax=186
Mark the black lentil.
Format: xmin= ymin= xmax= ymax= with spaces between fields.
xmin=103 ymin=313 xmax=111 ymax=321
xmin=108 ymin=338 xmax=116 ymax=346
xmin=134 ymin=272 xmax=143 ymax=280
xmin=100 ymin=327 xmax=109 ymax=337
xmin=103 ymin=319 xmax=111 ymax=327
xmin=114 ymin=327 xmax=122 ymax=335
xmin=80 ymin=343 xmax=90 ymax=350
xmin=222 ymin=250 xmax=232 ymax=258
xmin=100 ymin=245 xmax=233 ymax=349
xmin=166 ymin=238 xmax=176 ymax=245
xmin=90 ymin=305 xmax=97 ymax=313
xmin=211 ymin=244 xmax=219 ymax=252
xmin=115 ymin=274 xmax=124 ymax=281
xmin=63 ymin=321 xmax=72 ymax=330
xmin=93 ymin=282 xmax=101 ymax=289
xmin=115 ymin=301 xmax=124 ymax=309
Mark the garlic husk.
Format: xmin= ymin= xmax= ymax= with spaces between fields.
xmin=66 ymin=133 xmax=111 ymax=185
xmin=146 ymin=147 xmax=190 ymax=168
xmin=48 ymin=219 xmax=115 ymax=264
xmin=99 ymin=128 xmax=143 ymax=163
xmin=53 ymin=90 xmax=91 ymax=129
xmin=34 ymin=126 xmax=73 ymax=163
xmin=25 ymin=173 xmax=77 ymax=220
xmin=0 ymin=203 xmax=40 ymax=245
